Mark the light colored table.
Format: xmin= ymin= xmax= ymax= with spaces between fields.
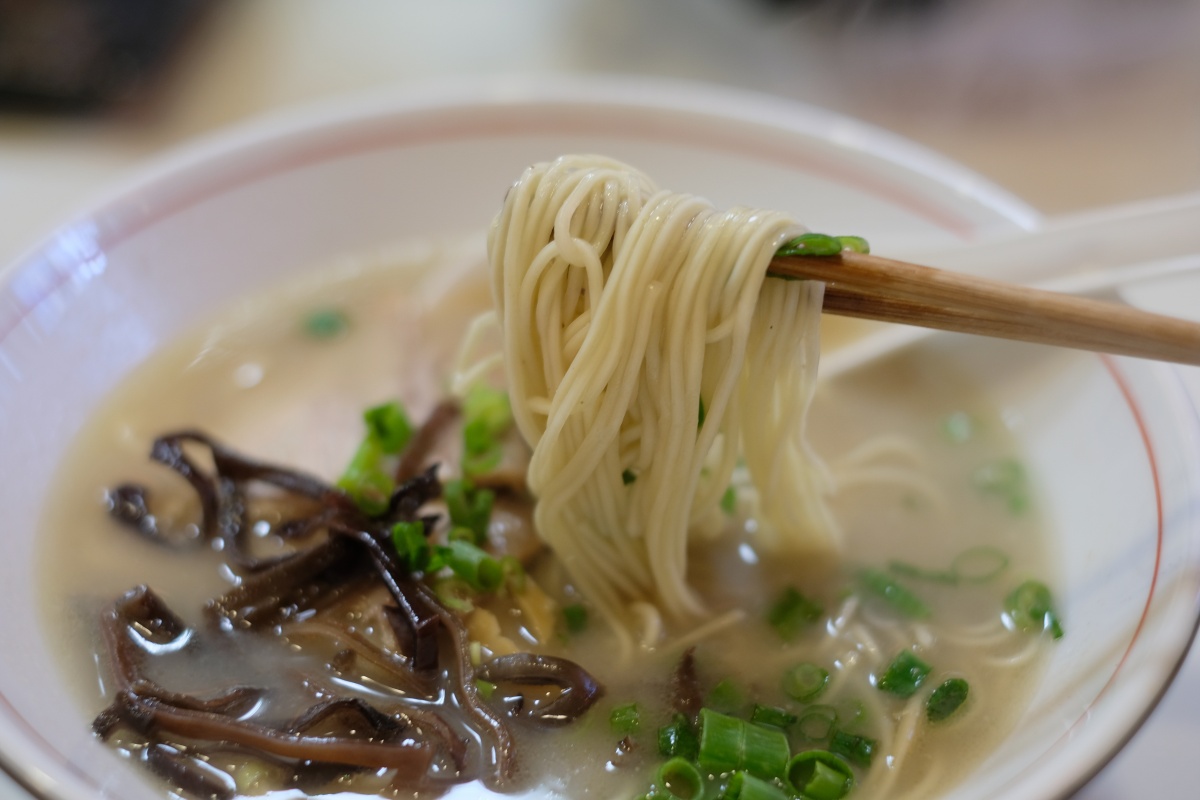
xmin=3 ymin=1 xmax=1199 ymax=796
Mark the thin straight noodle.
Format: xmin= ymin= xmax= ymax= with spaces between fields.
xmin=485 ymin=155 xmax=836 ymax=633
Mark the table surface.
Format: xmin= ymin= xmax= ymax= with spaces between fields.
xmin=3 ymin=1 xmax=1200 ymax=797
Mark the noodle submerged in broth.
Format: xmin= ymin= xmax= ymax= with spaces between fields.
xmin=40 ymin=158 xmax=1061 ymax=799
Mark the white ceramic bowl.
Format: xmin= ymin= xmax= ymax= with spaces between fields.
xmin=1 ymin=78 xmax=1198 ymax=800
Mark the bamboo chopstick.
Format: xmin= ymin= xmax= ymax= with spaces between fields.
xmin=768 ymin=251 xmax=1200 ymax=366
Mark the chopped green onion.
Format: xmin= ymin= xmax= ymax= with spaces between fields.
xmin=776 ymin=233 xmax=844 ymax=258
xmin=658 ymin=713 xmax=700 ymax=761
xmin=767 ymin=586 xmax=823 ymax=641
xmin=836 ymin=235 xmax=870 ymax=254
xmin=784 ymin=751 xmax=854 ymax=800
xmin=721 ymin=485 xmax=738 ymax=514
xmin=973 ymin=458 xmax=1030 ymax=513
xmin=622 ymin=468 xmax=638 ymax=486
xmin=461 ymin=385 xmax=512 ymax=477
xmin=829 ymin=729 xmax=876 ymax=767
xmin=337 ymin=400 xmax=414 ymax=515
xmin=782 ymin=663 xmax=829 ymax=703
xmin=302 ymin=307 xmax=349 ymax=339
xmin=794 ymin=705 xmax=838 ymax=742
xmin=337 ymin=436 xmax=393 ymax=516
xmin=720 ymin=771 xmax=789 ymax=800
xmin=927 ymin=678 xmax=969 ymax=721
xmin=657 ymin=757 xmax=705 ymax=800
xmin=706 ymin=678 xmax=743 ymax=713
xmin=610 ymin=702 xmax=641 ymax=735
xmin=443 ymin=539 xmax=503 ymax=592
xmin=475 ymin=679 xmax=496 ymax=700
xmin=562 ymin=602 xmax=589 ymax=634
xmin=431 ymin=576 xmax=476 ymax=613
xmin=859 ymin=569 xmax=931 ymax=619
xmin=941 ymin=411 xmax=974 ymax=443
xmin=1004 ymin=580 xmax=1064 ymax=639
xmin=390 ymin=520 xmax=435 ymax=572
xmin=698 ymin=708 xmax=790 ymax=781
xmin=444 ymin=478 xmax=494 ymax=545
xmin=750 ymin=704 xmax=797 ymax=730
xmin=877 ymin=650 xmax=932 ymax=698
xmin=363 ymin=401 xmax=414 ymax=454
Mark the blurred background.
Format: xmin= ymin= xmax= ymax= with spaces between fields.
xmin=1 ymin=0 xmax=1199 ymax=268
xmin=1 ymin=1 xmax=1199 ymax=797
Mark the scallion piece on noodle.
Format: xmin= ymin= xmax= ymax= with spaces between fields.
xmin=775 ymin=233 xmax=845 ymax=258
xmin=836 ymin=235 xmax=871 ymax=254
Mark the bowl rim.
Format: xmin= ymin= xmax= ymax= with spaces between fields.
xmin=15 ymin=75 xmax=1190 ymax=800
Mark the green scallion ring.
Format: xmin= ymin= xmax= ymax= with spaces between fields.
xmin=785 ymin=751 xmax=854 ymax=800
xmin=657 ymin=757 xmax=705 ymax=800
xmin=794 ymin=705 xmax=838 ymax=742
xmin=721 ymin=771 xmax=789 ymax=800
xmin=782 ymin=662 xmax=829 ymax=702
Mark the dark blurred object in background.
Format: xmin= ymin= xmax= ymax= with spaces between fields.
xmin=0 ymin=0 xmax=210 ymax=112
xmin=754 ymin=0 xmax=946 ymax=21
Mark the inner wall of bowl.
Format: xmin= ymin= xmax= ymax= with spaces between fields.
xmin=0 ymin=94 xmax=1112 ymax=799
xmin=935 ymin=343 xmax=1200 ymax=799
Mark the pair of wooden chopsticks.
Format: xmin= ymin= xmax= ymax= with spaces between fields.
xmin=768 ymin=251 xmax=1200 ymax=366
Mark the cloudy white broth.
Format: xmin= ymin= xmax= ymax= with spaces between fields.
xmin=39 ymin=241 xmax=1061 ymax=800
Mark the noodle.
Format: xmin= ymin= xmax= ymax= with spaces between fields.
xmin=484 ymin=155 xmax=836 ymax=633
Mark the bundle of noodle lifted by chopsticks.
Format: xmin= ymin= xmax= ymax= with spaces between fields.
xmin=481 ymin=154 xmax=838 ymax=637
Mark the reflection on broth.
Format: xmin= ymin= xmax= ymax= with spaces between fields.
xmin=40 ymin=238 xmax=1058 ymax=799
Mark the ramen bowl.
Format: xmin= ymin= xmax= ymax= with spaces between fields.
xmin=1 ymin=78 xmax=1198 ymax=799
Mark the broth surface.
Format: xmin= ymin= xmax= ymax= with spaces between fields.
xmin=39 ymin=241 xmax=1056 ymax=799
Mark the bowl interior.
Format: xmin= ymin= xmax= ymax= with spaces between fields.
xmin=1 ymin=80 xmax=1197 ymax=800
